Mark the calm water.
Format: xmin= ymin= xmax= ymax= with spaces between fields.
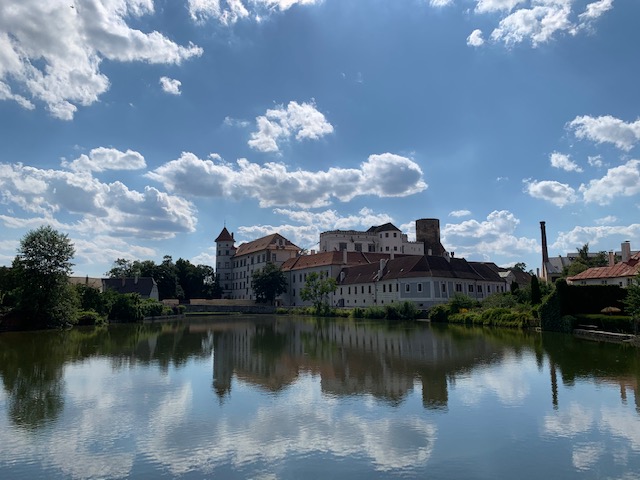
xmin=1 ymin=316 xmax=639 ymax=479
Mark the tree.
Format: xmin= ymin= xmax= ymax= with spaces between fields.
xmin=252 ymin=263 xmax=288 ymax=304
xmin=13 ymin=226 xmax=77 ymax=327
xmin=530 ymin=275 xmax=542 ymax=305
xmin=300 ymin=272 xmax=337 ymax=315
xmin=512 ymin=262 xmax=527 ymax=273
xmin=624 ymin=274 xmax=640 ymax=334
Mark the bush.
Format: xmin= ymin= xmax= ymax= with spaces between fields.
xmin=574 ymin=314 xmax=634 ymax=333
xmin=385 ymin=301 xmax=419 ymax=320
xmin=449 ymin=294 xmax=478 ymax=313
xmin=333 ymin=308 xmax=350 ymax=318
xmin=429 ymin=304 xmax=450 ymax=322
xmin=140 ymin=299 xmax=164 ymax=317
xmin=482 ymin=293 xmax=518 ymax=309
xmin=364 ymin=306 xmax=386 ymax=319
xmin=351 ymin=307 xmax=365 ymax=318
xmin=109 ymin=293 xmax=143 ymax=323
xmin=76 ymin=310 xmax=107 ymax=326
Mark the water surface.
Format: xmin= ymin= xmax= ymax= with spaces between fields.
xmin=1 ymin=316 xmax=639 ymax=479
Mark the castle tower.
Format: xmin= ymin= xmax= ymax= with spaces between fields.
xmin=215 ymin=227 xmax=236 ymax=298
xmin=416 ymin=218 xmax=446 ymax=256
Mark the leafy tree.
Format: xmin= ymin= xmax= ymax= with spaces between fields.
xmin=624 ymin=274 xmax=640 ymax=333
xmin=300 ymin=272 xmax=337 ymax=315
xmin=105 ymin=258 xmax=135 ymax=278
xmin=13 ymin=226 xmax=78 ymax=328
xmin=252 ymin=263 xmax=288 ymax=304
xmin=530 ymin=275 xmax=542 ymax=305
xmin=512 ymin=262 xmax=527 ymax=273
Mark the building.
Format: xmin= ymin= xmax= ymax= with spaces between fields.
xmin=103 ymin=277 xmax=159 ymax=301
xmin=334 ymin=254 xmax=506 ymax=309
xmin=320 ymin=222 xmax=424 ymax=255
xmin=215 ymin=217 xmax=508 ymax=307
xmin=215 ymin=228 xmax=300 ymax=300
xmin=567 ymin=242 xmax=640 ymax=287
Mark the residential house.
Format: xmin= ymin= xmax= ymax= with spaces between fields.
xmin=103 ymin=277 xmax=159 ymax=301
xmin=567 ymin=242 xmax=640 ymax=287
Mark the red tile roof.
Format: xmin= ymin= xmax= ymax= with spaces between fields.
xmin=568 ymin=253 xmax=640 ymax=281
xmin=215 ymin=227 xmax=234 ymax=242
xmin=234 ymin=233 xmax=299 ymax=257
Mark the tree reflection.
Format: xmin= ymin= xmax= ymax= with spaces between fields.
xmin=0 ymin=332 xmax=66 ymax=429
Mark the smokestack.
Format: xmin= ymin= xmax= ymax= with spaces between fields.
xmin=540 ymin=221 xmax=549 ymax=265
xmin=608 ymin=251 xmax=615 ymax=267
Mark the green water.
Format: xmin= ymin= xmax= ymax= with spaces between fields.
xmin=1 ymin=316 xmax=639 ymax=479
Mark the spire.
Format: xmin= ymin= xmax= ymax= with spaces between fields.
xmin=215 ymin=227 xmax=234 ymax=243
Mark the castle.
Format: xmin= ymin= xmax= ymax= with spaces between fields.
xmin=215 ymin=218 xmax=510 ymax=308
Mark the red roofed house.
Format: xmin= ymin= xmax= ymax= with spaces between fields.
xmin=567 ymin=241 xmax=640 ymax=287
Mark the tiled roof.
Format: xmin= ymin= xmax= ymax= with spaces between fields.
xmin=103 ymin=277 xmax=157 ymax=296
xmin=215 ymin=227 xmax=234 ymax=242
xmin=479 ymin=262 xmax=532 ymax=285
xmin=366 ymin=222 xmax=401 ymax=233
xmin=568 ymin=253 xmax=640 ymax=281
xmin=69 ymin=276 xmax=103 ymax=290
xmin=234 ymin=233 xmax=299 ymax=257
xmin=339 ymin=255 xmax=507 ymax=285
xmin=280 ymin=251 xmax=402 ymax=271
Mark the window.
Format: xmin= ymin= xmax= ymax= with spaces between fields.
xmin=225 ymin=262 xmax=229 ymax=268
xmin=441 ymin=283 xmax=446 ymax=293
xmin=340 ymin=287 xmax=343 ymax=295
xmin=361 ymin=286 xmax=364 ymax=293
xmin=225 ymin=250 xmax=229 ymax=255
xmin=355 ymin=243 xmax=362 ymax=252
xmin=469 ymin=284 xmax=474 ymax=293
xmin=368 ymin=244 xmax=376 ymax=252
xmin=418 ymin=283 xmax=422 ymax=292
xmin=385 ymin=232 xmax=389 ymax=237
xmin=393 ymin=232 xmax=397 ymax=237
xmin=477 ymin=285 xmax=483 ymax=293
xmin=405 ymin=284 xmax=410 ymax=292
xmin=339 ymin=242 xmax=347 ymax=251
xmin=455 ymin=283 xmax=462 ymax=292
xmin=383 ymin=284 xmax=386 ymax=293
xmin=385 ymin=246 xmax=390 ymax=251
xmin=348 ymin=286 xmax=351 ymax=294
xmin=368 ymin=285 xmax=372 ymax=293
xmin=394 ymin=246 xmax=398 ymax=251
xmin=293 ymin=289 xmax=296 ymax=296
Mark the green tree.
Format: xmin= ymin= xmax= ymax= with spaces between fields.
xmin=300 ymin=272 xmax=337 ymax=315
xmin=530 ymin=275 xmax=542 ymax=305
xmin=624 ymin=274 xmax=640 ymax=334
xmin=13 ymin=226 xmax=77 ymax=328
xmin=252 ymin=263 xmax=288 ymax=304
xmin=512 ymin=262 xmax=527 ymax=272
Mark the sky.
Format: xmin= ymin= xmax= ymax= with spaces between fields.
xmin=1 ymin=0 xmax=639 ymax=278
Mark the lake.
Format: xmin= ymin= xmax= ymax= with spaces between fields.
xmin=1 ymin=316 xmax=639 ymax=479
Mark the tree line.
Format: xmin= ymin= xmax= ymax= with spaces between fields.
xmin=0 ymin=226 xmax=221 ymax=330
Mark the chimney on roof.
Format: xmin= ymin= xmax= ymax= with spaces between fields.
xmin=622 ymin=241 xmax=631 ymax=263
xmin=608 ymin=251 xmax=615 ymax=267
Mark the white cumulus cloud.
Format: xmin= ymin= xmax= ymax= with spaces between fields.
xmin=568 ymin=115 xmax=640 ymax=151
xmin=146 ymin=151 xmax=427 ymax=208
xmin=550 ymin=152 xmax=582 ymax=172
xmin=467 ymin=29 xmax=485 ymax=47
xmin=449 ymin=210 xmax=472 ymax=218
xmin=248 ymin=101 xmax=334 ymax=153
xmin=580 ymin=159 xmax=640 ymax=205
xmin=525 ymin=179 xmax=578 ymax=207
xmin=62 ymin=147 xmax=146 ymax=172
xmin=160 ymin=77 xmax=182 ymax=95
xmin=442 ymin=210 xmax=539 ymax=260
xmin=0 ymin=0 xmax=202 ymax=120
xmin=188 ymin=0 xmax=320 ymax=24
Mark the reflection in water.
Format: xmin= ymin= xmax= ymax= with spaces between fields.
xmin=0 ymin=317 xmax=639 ymax=479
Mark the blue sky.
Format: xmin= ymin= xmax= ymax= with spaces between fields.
xmin=1 ymin=0 xmax=639 ymax=277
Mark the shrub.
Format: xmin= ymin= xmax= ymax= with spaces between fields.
xmin=364 ymin=306 xmax=386 ymax=319
xmin=276 ymin=307 xmax=290 ymax=314
xmin=429 ymin=304 xmax=450 ymax=322
xmin=334 ymin=308 xmax=350 ymax=318
xmin=482 ymin=293 xmax=518 ymax=309
xmin=351 ymin=307 xmax=365 ymax=318
xmin=76 ymin=310 xmax=107 ymax=326
xmin=141 ymin=299 xmax=164 ymax=317
xmin=109 ymin=293 xmax=143 ymax=323
xmin=384 ymin=301 xmax=418 ymax=320
xmin=449 ymin=294 xmax=478 ymax=313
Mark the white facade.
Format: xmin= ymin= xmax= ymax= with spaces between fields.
xmin=320 ymin=226 xmax=424 ymax=256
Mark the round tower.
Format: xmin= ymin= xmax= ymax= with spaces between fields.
xmin=416 ymin=218 xmax=446 ymax=256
